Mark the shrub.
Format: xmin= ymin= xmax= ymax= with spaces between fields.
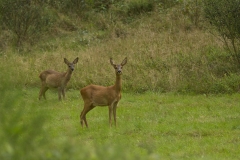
xmin=0 ymin=0 xmax=52 ymax=47
xmin=127 ymin=0 xmax=155 ymax=16
xmin=203 ymin=0 xmax=240 ymax=65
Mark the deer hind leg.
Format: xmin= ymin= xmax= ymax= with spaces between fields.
xmin=80 ymin=109 xmax=86 ymax=127
xmin=80 ymin=102 xmax=95 ymax=128
xmin=58 ymin=87 xmax=62 ymax=101
xmin=108 ymin=105 xmax=114 ymax=127
xmin=42 ymin=88 xmax=48 ymax=100
xmin=39 ymin=84 xmax=48 ymax=100
xmin=62 ymin=88 xmax=66 ymax=100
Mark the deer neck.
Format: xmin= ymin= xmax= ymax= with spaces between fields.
xmin=64 ymin=68 xmax=73 ymax=82
xmin=114 ymin=74 xmax=122 ymax=93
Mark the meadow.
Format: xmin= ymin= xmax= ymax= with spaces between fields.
xmin=1 ymin=1 xmax=240 ymax=159
xmin=1 ymin=86 xmax=240 ymax=160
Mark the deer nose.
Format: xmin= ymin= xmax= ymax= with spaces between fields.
xmin=117 ymin=70 xmax=121 ymax=74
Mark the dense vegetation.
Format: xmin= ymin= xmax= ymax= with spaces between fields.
xmin=0 ymin=0 xmax=240 ymax=94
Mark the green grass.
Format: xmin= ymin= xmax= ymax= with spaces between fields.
xmin=1 ymin=87 xmax=240 ymax=159
xmin=1 ymin=1 xmax=240 ymax=159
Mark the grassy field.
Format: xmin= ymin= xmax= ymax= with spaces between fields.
xmin=1 ymin=1 xmax=240 ymax=159
xmin=1 ymin=86 xmax=240 ymax=159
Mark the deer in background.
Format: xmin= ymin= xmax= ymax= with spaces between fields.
xmin=80 ymin=57 xmax=127 ymax=128
xmin=39 ymin=57 xmax=79 ymax=100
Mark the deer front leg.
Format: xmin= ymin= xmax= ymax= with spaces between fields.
xmin=39 ymin=88 xmax=43 ymax=100
xmin=113 ymin=101 xmax=118 ymax=127
xmin=62 ymin=88 xmax=66 ymax=100
xmin=108 ymin=105 xmax=113 ymax=127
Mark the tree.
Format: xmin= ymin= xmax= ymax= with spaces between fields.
xmin=203 ymin=0 xmax=240 ymax=64
xmin=0 ymin=0 xmax=48 ymax=47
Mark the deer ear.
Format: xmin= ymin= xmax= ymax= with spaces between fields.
xmin=64 ymin=58 xmax=70 ymax=64
xmin=73 ymin=57 xmax=79 ymax=64
xmin=110 ymin=58 xmax=115 ymax=66
xmin=121 ymin=57 xmax=127 ymax=66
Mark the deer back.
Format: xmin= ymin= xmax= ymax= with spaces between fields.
xmin=39 ymin=70 xmax=66 ymax=88
xmin=81 ymin=84 xmax=121 ymax=106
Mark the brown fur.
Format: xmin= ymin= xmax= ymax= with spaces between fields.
xmin=39 ymin=57 xmax=78 ymax=100
xmin=80 ymin=57 xmax=127 ymax=128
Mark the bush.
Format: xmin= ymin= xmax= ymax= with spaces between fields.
xmin=203 ymin=0 xmax=240 ymax=65
xmin=48 ymin=0 xmax=122 ymax=13
xmin=0 ymin=83 xmax=47 ymax=159
xmin=127 ymin=0 xmax=155 ymax=16
xmin=0 ymin=0 xmax=52 ymax=47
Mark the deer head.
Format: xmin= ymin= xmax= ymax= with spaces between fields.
xmin=64 ymin=57 xmax=79 ymax=71
xmin=110 ymin=57 xmax=127 ymax=75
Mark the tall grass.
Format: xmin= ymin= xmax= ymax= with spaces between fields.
xmin=1 ymin=2 xmax=240 ymax=94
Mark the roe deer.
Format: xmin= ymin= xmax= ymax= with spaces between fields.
xmin=39 ymin=57 xmax=79 ymax=100
xmin=80 ymin=57 xmax=127 ymax=128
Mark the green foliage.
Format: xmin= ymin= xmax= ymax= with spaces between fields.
xmin=171 ymin=47 xmax=240 ymax=94
xmin=203 ymin=0 xmax=240 ymax=64
xmin=47 ymin=0 xmax=123 ymax=13
xmin=126 ymin=0 xmax=155 ymax=16
xmin=0 ymin=0 xmax=52 ymax=47
xmin=181 ymin=0 xmax=203 ymax=27
xmin=0 ymin=86 xmax=46 ymax=159
xmin=85 ymin=0 xmax=116 ymax=12
xmin=47 ymin=0 xmax=87 ymax=14
xmin=157 ymin=0 xmax=180 ymax=8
